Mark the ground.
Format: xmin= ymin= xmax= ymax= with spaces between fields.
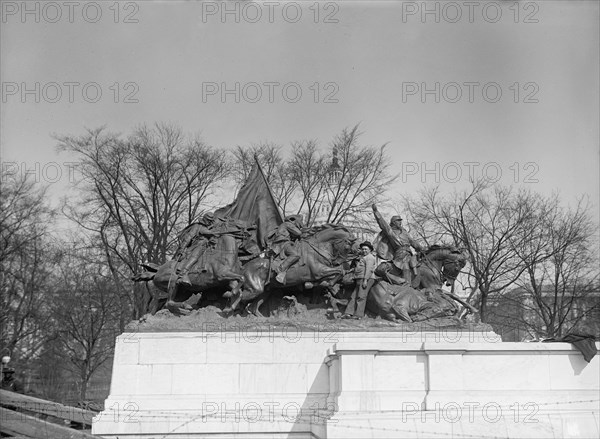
xmin=127 ymin=292 xmax=492 ymax=333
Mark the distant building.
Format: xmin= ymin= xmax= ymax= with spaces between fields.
xmin=310 ymin=147 xmax=374 ymax=242
xmin=487 ymin=285 xmax=600 ymax=341
xmin=311 ymin=145 xmax=341 ymax=226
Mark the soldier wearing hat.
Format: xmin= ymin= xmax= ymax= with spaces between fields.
xmin=271 ymin=214 xmax=304 ymax=284
xmin=343 ymin=240 xmax=377 ymax=319
xmin=372 ymin=204 xmax=423 ymax=284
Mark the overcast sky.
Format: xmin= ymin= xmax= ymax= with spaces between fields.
xmin=1 ymin=1 xmax=598 ymax=220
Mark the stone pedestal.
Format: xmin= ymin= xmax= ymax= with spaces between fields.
xmin=92 ymin=325 xmax=599 ymax=438
xmin=326 ymin=340 xmax=599 ymax=438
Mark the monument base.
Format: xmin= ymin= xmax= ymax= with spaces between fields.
xmin=92 ymin=325 xmax=599 ymax=438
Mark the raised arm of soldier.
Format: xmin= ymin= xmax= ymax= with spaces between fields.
xmin=372 ymin=204 xmax=423 ymax=252
xmin=372 ymin=204 xmax=402 ymax=250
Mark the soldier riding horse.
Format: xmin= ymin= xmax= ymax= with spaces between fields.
xmin=224 ymin=224 xmax=359 ymax=316
xmin=364 ymin=204 xmax=476 ymax=322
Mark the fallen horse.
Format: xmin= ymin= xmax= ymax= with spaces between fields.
xmin=367 ymin=282 xmax=461 ymax=323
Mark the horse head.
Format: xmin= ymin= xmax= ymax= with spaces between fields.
xmin=423 ymin=245 xmax=467 ymax=284
xmin=331 ymin=232 xmax=359 ymax=265
xmin=309 ymin=225 xmax=358 ymax=265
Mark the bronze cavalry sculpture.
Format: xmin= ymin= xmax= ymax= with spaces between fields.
xmin=132 ymin=162 xmax=476 ymax=322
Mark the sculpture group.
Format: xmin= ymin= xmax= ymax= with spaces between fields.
xmin=134 ymin=163 xmax=476 ymax=322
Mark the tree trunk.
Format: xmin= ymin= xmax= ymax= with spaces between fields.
xmin=479 ymin=290 xmax=488 ymax=322
xmin=79 ymin=374 xmax=88 ymax=403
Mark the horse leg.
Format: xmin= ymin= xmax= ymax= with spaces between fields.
xmin=325 ymin=280 xmax=349 ymax=318
xmin=251 ymin=292 xmax=270 ymax=317
xmin=223 ymin=279 xmax=240 ymax=297
xmin=325 ymin=290 xmax=343 ymax=318
xmin=224 ymin=291 xmax=242 ymax=314
xmin=246 ymin=284 xmax=270 ymax=317
xmin=164 ymin=270 xmax=194 ymax=316
xmin=251 ymin=298 xmax=263 ymax=317
xmin=222 ymin=280 xmax=241 ymax=314
xmin=149 ymin=287 xmax=169 ymax=314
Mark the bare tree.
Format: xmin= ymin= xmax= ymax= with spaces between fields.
xmin=404 ymin=182 xmax=539 ymax=322
xmin=234 ymin=126 xmax=398 ymax=229
xmin=288 ymin=140 xmax=328 ymax=226
xmin=50 ymin=244 xmax=121 ymax=402
xmin=504 ymin=196 xmax=600 ymax=338
xmin=0 ymin=173 xmax=55 ymax=361
xmin=0 ymin=173 xmax=53 ymax=263
xmin=56 ymin=123 xmax=231 ymax=317
xmin=320 ymin=125 xmax=397 ymax=227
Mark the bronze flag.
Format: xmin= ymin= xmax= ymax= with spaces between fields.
xmin=215 ymin=157 xmax=284 ymax=250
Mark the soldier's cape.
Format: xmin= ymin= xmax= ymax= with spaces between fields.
xmin=214 ymin=158 xmax=284 ymax=251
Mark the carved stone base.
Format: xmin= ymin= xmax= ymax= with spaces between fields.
xmin=92 ymin=326 xmax=598 ymax=438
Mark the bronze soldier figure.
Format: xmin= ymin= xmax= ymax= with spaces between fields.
xmin=271 ymin=214 xmax=304 ymax=284
xmin=372 ymin=204 xmax=423 ymax=285
xmin=176 ymin=212 xmax=216 ymax=286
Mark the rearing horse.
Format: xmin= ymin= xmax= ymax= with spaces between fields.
xmin=133 ymin=234 xmax=244 ymax=315
xmin=375 ymin=245 xmax=467 ymax=289
xmin=225 ymin=225 xmax=358 ymax=315
xmin=367 ymin=245 xmax=477 ymax=321
xmin=415 ymin=245 xmax=467 ymax=289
